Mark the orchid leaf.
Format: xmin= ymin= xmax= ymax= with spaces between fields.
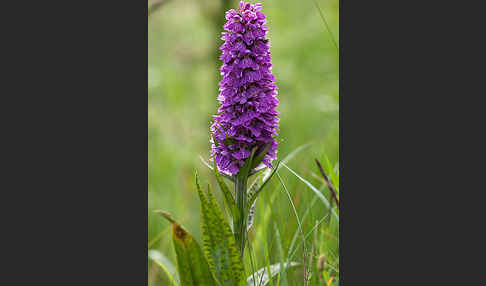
xmin=195 ymin=173 xmax=245 ymax=286
xmin=155 ymin=211 xmax=216 ymax=286
xmin=213 ymin=159 xmax=239 ymax=222
xmin=237 ymin=148 xmax=256 ymax=181
xmin=250 ymin=142 xmax=271 ymax=170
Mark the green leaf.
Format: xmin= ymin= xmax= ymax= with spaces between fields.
xmin=148 ymin=249 xmax=180 ymax=286
xmin=250 ymin=142 xmax=271 ymax=170
xmin=213 ymin=159 xmax=239 ymax=222
xmin=246 ymin=262 xmax=301 ymax=286
xmin=274 ymin=224 xmax=286 ymax=286
xmin=195 ymin=173 xmax=245 ymax=286
xmin=155 ymin=211 xmax=216 ymax=286
xmin=247 ymin=161 xmax=280 ymax=212
xmin=237 ymin=148 xmax=256 ymax=181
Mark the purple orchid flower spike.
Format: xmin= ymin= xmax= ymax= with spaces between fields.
xmin=210 ymin=1 xmax=279 ymax=176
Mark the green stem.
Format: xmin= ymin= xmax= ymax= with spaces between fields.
xmin=234 ymin=175 xmax=248 ymax=259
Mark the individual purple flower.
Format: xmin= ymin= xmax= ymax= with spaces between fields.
xmin=210 ymin=1 xmax=279 ymax=175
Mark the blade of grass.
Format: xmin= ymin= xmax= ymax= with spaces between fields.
xmin=311 ymin=0 xmax=338 ymax=51
xmin=286 ymin=196 xmax=318 ymax=256
xmin=286 ymin=183 xmax=326 ymax=257
xmin=274 ymin=224 xmax=286 ymax=286
xmin=281 ymin=163 xmax=338 ymax=221
xmin=262 ymin=211 xmax=275 ymax=286
xmin=246 ymin=235 xmax=258 ymax=286
xmin=311 ymin=220 xmax=319 ymax=286
xmin=275 ymin=171 xmax=308 ymax=283
xmin=286 ymin=195 xmax=320 ymax=261
xmin=148 ymin=249 xmax=180 ymax=286
xmin=252 ymin=188 xmax=279 ymax=263
xmin=288 ymin=215 xmax=329 ymax=262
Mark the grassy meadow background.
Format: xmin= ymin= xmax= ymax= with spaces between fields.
xmin=148 ymin=0 xmax=339 ymax=284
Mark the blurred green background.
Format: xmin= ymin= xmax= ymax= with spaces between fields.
xmin=148 ymin=0 xmax=338 ymax=284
